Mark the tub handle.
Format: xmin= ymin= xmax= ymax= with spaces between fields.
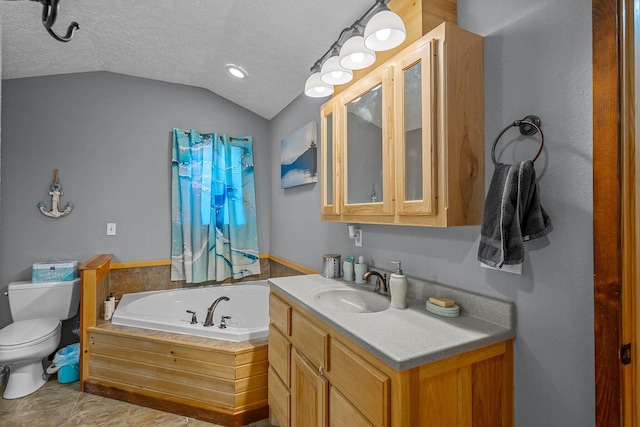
xmin=186 ymin=310 xmax=198 ymax=324
xmin=219 ymin=315 xmax=231 ymax=329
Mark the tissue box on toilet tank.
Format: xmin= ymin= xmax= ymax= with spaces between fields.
xmin=32 ymin=260 xmax=78 ymax=283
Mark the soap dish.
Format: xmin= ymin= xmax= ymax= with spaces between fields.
xmin=426 ymin=301 xmax=460 ymax=317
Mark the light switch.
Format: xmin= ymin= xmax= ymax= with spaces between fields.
xmin=106 ymin=223 xmax=116 ymax=236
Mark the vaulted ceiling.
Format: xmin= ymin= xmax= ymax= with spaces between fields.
xmin=1 ymin=0 xmax=372 ymax=119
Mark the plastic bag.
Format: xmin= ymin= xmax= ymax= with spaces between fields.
xmin=46 ymin=343 xmax=80 ymax=383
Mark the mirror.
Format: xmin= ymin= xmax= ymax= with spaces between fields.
xmin=346 ymin=84 xmax=383 ymax=204
xmin=404 ymin=61 xmax=423 ymax=201
xmin=326 ymin=113 xmax=333 ymax=205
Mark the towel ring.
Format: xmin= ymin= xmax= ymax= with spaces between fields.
xmin=491 ymin=115 xmax=544 ymax=165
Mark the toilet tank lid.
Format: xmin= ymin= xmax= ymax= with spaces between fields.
xmin=8 ymin=278 xmax=80 ymax=290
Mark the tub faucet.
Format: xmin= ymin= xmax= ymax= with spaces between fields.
xmin=204 ymin=296 xmax=230 ymax=327
xmin=186 ymin=310 xmax=198 ymax=324
xmin=362 ymin=271 xmax=389 ymax=295
xmin=219 ymin=315 xmax=231 ymax=329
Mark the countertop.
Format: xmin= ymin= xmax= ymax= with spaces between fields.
xmin=269 ymin=274 xmax=516 ymax=371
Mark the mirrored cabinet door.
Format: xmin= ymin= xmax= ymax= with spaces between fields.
xmin=395 ymin=39 xmax=437 ymax=216
xmin=341 ymin=67 xmax=394 ymax=216
xmin=321 ymin=100 xmax=340 ymax=216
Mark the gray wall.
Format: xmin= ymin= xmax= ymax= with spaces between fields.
xmin=0 ymin=0 xmax=594 ymax=424
xmin=0 ymin=71 xmax=270 ymax=325
xmin=269 ymin=0 xmax=593 ymax=426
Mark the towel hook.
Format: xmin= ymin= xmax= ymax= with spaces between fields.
xmin=491 ymin=115 xmax=544 ymax=165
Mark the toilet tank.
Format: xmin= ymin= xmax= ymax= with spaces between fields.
xmin=7 ymin=278 xmax=81 ymax=322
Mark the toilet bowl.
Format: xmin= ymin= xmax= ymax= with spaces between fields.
xmin=0 ymin=318 xmax=62 ymax=399
xmin=0 ymin=278 xmax=80 ymax=399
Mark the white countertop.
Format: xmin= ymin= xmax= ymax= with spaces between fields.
xmin=269 ymin=274 xmax=516 ymax=371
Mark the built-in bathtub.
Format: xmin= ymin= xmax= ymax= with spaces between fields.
xmin=80 ymin=254 xmax=313 ymax=426
xmin=83 ymin=268 xmax=271 ymax=426
xmin=111 ymin=280 xmax=270 ymax=341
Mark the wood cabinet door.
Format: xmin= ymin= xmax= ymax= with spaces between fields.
xmin=268 ymin=324 xmax=291 ymax=387
xmin=394 ymin=38 xmax=438 ymax=217
xmin=329 ymin=386 xmax=373 ymax=427
xmin=268 ymin=367 xmax=290 ymax=427
xmin=269 ymin=293 xmax=291 ymax=336
xmin=339 ymin=65 xmax=395 ymax=218
xmin=291 ymin=348 xmax=328 ymax=427
xmin=291 ymin=311 xmax=327 ymax=371
xmin=328 ymin=338 xmax=390 ymax=426
xmin=321 ymin=99 xmax=341 ymax=217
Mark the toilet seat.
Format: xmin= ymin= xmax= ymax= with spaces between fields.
xmin=0 ymin=318 xmax=61 ymax=350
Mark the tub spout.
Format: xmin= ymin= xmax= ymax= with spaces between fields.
xmin=204 ymin=296 xmax=230 ymax=327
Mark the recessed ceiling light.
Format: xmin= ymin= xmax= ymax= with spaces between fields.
xmin=226 ymin=64 xmax=247 ymax=79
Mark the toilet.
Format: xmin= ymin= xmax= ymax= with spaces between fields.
xmin=0 ymin=278 xmax=80 ymax=399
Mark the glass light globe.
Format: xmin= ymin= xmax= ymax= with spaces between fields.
xmin=320 ymin=56 xmax=353 ymax=85
xmin=304 ymin=73 xmax=334 ymax=98
xmin=364 ymin=9 xmax=406 ymax=51
xmin=339 ymin=35 xmax=376 ymax=70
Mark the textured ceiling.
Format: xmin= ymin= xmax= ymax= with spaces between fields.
xmin=1 ymin=0 xmax=373 ymax=119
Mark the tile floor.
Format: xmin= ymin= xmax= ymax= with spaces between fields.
xmin=0 ymin=378 xmax=274 ymax=427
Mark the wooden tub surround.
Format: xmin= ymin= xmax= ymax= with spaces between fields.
xmin=79 ymin=255 xmax=271 ymax=426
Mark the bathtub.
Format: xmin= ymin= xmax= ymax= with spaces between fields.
xmin=111 ymin=280 xmax=269 ymax=341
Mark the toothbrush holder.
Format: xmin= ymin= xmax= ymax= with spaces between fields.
xmin=354 ymin=263 xmax=367 ymax=284
xmin=343 ymin=261 xmax=355 ymax=281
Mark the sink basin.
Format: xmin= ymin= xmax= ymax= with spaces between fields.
xmin=313 ymin=288 xmax=390 ymax=313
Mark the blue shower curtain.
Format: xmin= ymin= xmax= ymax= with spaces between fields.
xmin=171 ymin=128 xmax=261 ymax=283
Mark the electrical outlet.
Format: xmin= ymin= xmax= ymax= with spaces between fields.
xmin=354 ymin=229 xmax=362 ymax=247
xmin=106 ymin=223 xmax=116 ymax=236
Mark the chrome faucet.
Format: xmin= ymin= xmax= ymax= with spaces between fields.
xmin=362 ymin=271 xmax=389 ymax=295
xmin=204 ymin=296 xmax=230 ymax=327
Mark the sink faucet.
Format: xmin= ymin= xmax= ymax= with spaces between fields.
xmin=204 ymin=296 xmax=230 ymax=327
xmin=362 ymin=271 xmax=389 ymax=295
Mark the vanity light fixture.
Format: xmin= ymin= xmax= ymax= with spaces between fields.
xmin=304 ymin=0 xmax=405 ymax=98
xmin=226 ymin=64 xmax=248 ymax=79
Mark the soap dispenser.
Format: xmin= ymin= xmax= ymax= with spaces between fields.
xmin=389 ymin=261 xmax=408 ymax=309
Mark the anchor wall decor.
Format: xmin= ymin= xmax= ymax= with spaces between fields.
xmin=38 ymin=169 xmax=74 ymax=218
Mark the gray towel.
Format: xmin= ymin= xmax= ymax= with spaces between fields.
xmin=478 ymin=160 xmax=551 ymax=268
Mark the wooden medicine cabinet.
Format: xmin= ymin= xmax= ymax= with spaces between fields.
xmin=320 ymin=22 xmax=485 ymax=227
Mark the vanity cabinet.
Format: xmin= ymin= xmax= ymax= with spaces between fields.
xmin=268 ymin=289 xmax=514 ymax=427
xmin=320 ymin=22 xmax=484 ymax=227
xmin=269 ymin=292 xmax=390 ymax=427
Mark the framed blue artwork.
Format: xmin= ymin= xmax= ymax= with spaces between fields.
xmin=281 ymin=121 xmax=318 ymax=188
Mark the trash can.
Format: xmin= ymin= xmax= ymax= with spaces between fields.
xmin=46 ymin=343 xmax=80 ymax=383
